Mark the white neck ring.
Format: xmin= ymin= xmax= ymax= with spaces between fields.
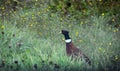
xmin=65 ymin=39 xmax=72 ymax=43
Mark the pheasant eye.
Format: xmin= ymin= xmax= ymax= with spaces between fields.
xmin=62 ymin=30 xmax=69 ymax=33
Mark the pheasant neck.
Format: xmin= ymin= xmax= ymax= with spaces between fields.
xmin=63 ymin=33 xmax=70 ymax=39
xmin=63 ymin=34 xmax=71 ymax=43
xmin=65 ymin=39 xmax=72 ymax=43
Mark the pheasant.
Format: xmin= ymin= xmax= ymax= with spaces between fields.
xmin=61 ymin=30 xmax=91 ymax=65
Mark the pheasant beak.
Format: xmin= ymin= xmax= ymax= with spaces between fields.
xmin=59 ymin=30 xmax=62 ymax=34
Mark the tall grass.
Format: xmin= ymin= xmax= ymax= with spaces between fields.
xmin=0 ymin=2 xmax=120 ymax=71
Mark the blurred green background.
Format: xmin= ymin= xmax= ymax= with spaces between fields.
xmin=0 ymin=0 xmax=120 ymax=71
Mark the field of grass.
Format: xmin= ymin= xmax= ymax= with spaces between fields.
xmin=0 ymin=1 xmax=120 ymax=71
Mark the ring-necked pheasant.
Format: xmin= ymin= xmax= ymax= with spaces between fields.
xmin=61 ymin=30 xmax=91 ymax=65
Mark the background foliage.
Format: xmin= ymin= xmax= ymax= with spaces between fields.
xmin=0 ymin=0 xmax=120 ymax=71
